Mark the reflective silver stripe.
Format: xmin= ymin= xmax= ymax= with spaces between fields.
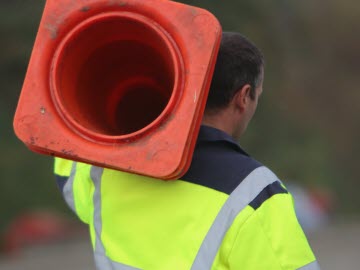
xmin=62 ymin=162 xmax=77 ymax=213
xmin=191 ymin=166 xmax=279 ymax=270
xmin=298 ymin=260 xmax=321 ymax=270
xmin=90 ymin=166 xmax=108 ymax=269
xmin=90 ymin=166 xmax=141 ymax=270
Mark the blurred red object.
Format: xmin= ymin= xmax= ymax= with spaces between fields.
xmin=309 ymin=187 xmax=335 ymax=213
xmin=2 ymin=210 xmax=86 ymax=255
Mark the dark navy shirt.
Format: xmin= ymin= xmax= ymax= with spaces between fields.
xmin=182 ymin=125 xmax=262 ymax=194
xmin=182 ymin=125 xmax=287 ymax=208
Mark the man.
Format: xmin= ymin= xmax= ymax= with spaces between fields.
xmin=55 ymin=32 xmax=319 ymax=269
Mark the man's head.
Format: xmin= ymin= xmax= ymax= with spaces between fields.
xmin=203 ymin=32 xmax=264 ymax=140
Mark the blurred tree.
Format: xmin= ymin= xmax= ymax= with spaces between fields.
xmin=0 ymin=0 xmax=71 ymax=235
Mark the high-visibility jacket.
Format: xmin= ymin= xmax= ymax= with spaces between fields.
xmin=55 ymin=125 xmax=319 ymax=270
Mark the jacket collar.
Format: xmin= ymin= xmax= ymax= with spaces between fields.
xmin=197 ymin=125 xmax=250 ymax=156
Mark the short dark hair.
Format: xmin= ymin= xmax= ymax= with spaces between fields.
xmin=205 ymin=32 xmax=264 ymax=111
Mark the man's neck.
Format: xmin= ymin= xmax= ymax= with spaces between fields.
xmin=202 ymin=110 xmax=235 ymax=138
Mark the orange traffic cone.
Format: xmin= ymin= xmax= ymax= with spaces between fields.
xmin=14 ymin=0 xmax=221 ymax=179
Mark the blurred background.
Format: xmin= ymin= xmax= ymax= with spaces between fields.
xmin=0 ymin=0 xmax=359 ymax=269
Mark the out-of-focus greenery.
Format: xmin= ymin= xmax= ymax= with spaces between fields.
xmin=1 ymin=0 xmax=359 ymax=234
xmin=0 ymin=1 xmax=70 ymax=234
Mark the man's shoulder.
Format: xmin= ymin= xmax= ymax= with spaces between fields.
xmin=182 ymin=139 xmax=264 ymax=195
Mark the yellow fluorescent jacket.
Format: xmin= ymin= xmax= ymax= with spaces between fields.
xmin=54 ymin=126 xmax=319 ymax=270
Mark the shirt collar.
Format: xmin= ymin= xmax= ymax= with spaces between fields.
xmin=197 ymin=125 xmax=250 ymax=156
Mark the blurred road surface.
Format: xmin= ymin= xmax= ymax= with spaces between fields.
xmin=308 ymin=220 xmax=360 ymax=270
xmin=0 ymin=237 xmax=95 ymax=270
xmin=0 ymin=220 xmax=359 ymax=270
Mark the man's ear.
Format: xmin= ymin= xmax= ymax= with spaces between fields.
xmin=233 ymin=84 xmax=252 ymax=111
